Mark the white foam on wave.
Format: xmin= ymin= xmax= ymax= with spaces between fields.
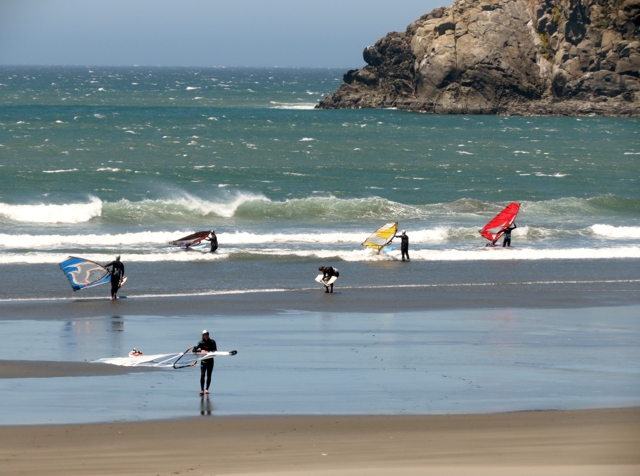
xmin=0 ymin=231 xmax=181 ymax=248
xmin=0 ymin=228 xmax=447 ymax=249
xmin=43 ymin=168 xmax=78 ymax=174
xmin=166 ymin=191 xmax=269 ymax=218
xmin=313 ymin=246 xmax=640 ymax=262
xmin=405 ymin=246 xmax=640 ymax=262
xmin=0 ymin=251 xmax=225 ymax=265
xmin=0 ymin=225 xmax=605 ymax=250
xmin=2 ymin=246 xmax=639 ymax=265
xmin=269 ymin=101 xmax=317 ymax=110
xmin=0 ymin=197 xmax=102 ymax=224
xmin=105 ymin=190 xmax=269 ymax=219
xmin=591 ymin=224 xmax=640 ymax=239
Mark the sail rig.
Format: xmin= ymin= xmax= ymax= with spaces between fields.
xmin=362 ymin=222 xmax=398 ymax=253
xmin=169 ymin=231 xmax=210 ymax=247
xmin=95 ymin=347 xmax=237 ymax=369
xmin=479 ymin=203 xmax=520 ymax=243
xmin=59 ymin=256 xmax=111 ymax=291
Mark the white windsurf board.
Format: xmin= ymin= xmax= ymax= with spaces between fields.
xmin=315 ymin=274 xmax=338 ymax=285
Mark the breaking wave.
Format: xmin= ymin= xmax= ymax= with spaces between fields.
xmin=591 ymin=224 xmax=640 ymax=239
xmin=1 ymin=194 xmax=639 ymax=227
xmin=0 ymin=197 xmax=102 ymax=224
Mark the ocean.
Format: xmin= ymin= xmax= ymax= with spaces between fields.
xmin=1 ymin=66 xmax=639 ymax=300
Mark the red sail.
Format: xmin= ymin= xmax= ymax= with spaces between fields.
xmin=480 ymin=203 xmax=520 ymax=243
xmin=169 ymin=231 xmax=211 ymax=247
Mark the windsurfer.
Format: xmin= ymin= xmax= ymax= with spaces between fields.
xmin=193 ymin=330 xmax=217 ymax=395
xmin=479 ymin=203 xmax=521 ymax=248
xmin=396 ymin=230 xmax=410 ymax=261
xmin=104 ymin=256 xmax=125 ymax=301
xmin=502 ymin=223 xmax=517 ymax=247
xmin=318 ymin=266 xmax=339 ymax=293
xmin=205 ymin=230 xmax=218 ymax=253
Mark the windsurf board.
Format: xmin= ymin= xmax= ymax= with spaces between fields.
xmin=315 ymin=274 xmax=338 ymax=285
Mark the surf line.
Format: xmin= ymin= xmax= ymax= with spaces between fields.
xmin=352 ymin=279 xmax=640 ymax=289
xmin=0 ymin=288 xmax=291 ymax=302
xmin=1 ymin=279 xmax=639 ymax=303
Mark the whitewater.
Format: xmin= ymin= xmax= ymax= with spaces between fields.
xmin=0 ymin=66 xmax=639 ymax=299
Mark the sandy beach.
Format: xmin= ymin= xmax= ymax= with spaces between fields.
xmin=2 ymin=284 xmax=639 ymax=474
xmin=0 ymin=408 xmax=638 ymax=476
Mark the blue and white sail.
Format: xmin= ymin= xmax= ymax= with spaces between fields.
xmin=59 ymin=256 xmax=111 ymax=291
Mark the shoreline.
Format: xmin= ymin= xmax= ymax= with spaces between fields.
xmin=1 ymin=408 xmax=638 ymax=475
xmin=2 ymin=279 xmax=640 ymax=321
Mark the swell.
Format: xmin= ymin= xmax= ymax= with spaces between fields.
xmin=1 ymin=194 xmax=639 ymax=225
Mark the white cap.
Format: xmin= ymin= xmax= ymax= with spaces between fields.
xmin=202 ymin=329 xmax=209 ymax=335
xmin=401 ymin=230 xmax=406 ymax=234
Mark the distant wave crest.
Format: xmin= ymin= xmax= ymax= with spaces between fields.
xmin=0 ymin=197 xmax=102 ymax=224
xmin=591 ymin=224 xmax=640 ymax=239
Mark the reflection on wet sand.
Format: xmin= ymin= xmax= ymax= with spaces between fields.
xmin=200 ymin=396 xmax=214 ymax=416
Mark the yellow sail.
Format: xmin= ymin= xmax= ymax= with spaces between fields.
xmin=362 ymin=222 xmax=398 ymax=252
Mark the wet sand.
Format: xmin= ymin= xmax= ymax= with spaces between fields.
xmin=0 ymin=360 xmax=153 ymax=379
xmin=1 ymin=408 xmax=638 ymax=476
xmin=3 ymin=278 xmax=640 ymax=321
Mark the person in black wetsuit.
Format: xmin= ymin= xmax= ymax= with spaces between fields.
xmin=502 ymin=222 xmax=517 ymax=247
xmin=318 ymin=266 xmax=339 ymax=293
xmin=396 ymin=230 xmax=410 ymax=262
xmin=104 ymin=255 xmax=124 ymax=301
xmin=193 ymin=330 xmax=217 ymax=395
xmin=205 ymin=230 xmax=218 ymax=253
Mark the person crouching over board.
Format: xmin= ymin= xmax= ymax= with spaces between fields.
xmin=318 ymin=266 xmax=339 ymax=293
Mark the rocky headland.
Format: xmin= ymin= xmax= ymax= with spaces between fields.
xmin=317 ymin=0 xmax=640 ymax=116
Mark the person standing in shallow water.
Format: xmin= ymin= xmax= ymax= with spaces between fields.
xmin=104 ymin=255 xmax=124 ymax=300
xmin=318 ymin=266 xmax=339 ymax=293
xmin=502 ymin=223 xmax=517 ymax=247
xmin=193 ymin=330 xmax=217 ymax=395
xmin=206 ymin=230 xmax=218 ymax=253
xmin=397 ymin=230 xmax=410 ymax=262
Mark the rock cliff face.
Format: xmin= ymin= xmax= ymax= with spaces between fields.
xmin=317 ymin=0 xmax=640 ymax=116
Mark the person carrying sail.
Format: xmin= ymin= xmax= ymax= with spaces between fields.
xmin=104 ymin=255 xmax=124 ymax=301
xmin=502 ymin=222 xmax=517 ymax=247
xmin=193 ymin=330 xmax=217 ymax=395
xmin=396 ymin=230 xmax=410 ymax=261
xmin=318 ymin=266 xmax=339 ymax=293
xmin=205 ymin=230 xmax=218 ymax=253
